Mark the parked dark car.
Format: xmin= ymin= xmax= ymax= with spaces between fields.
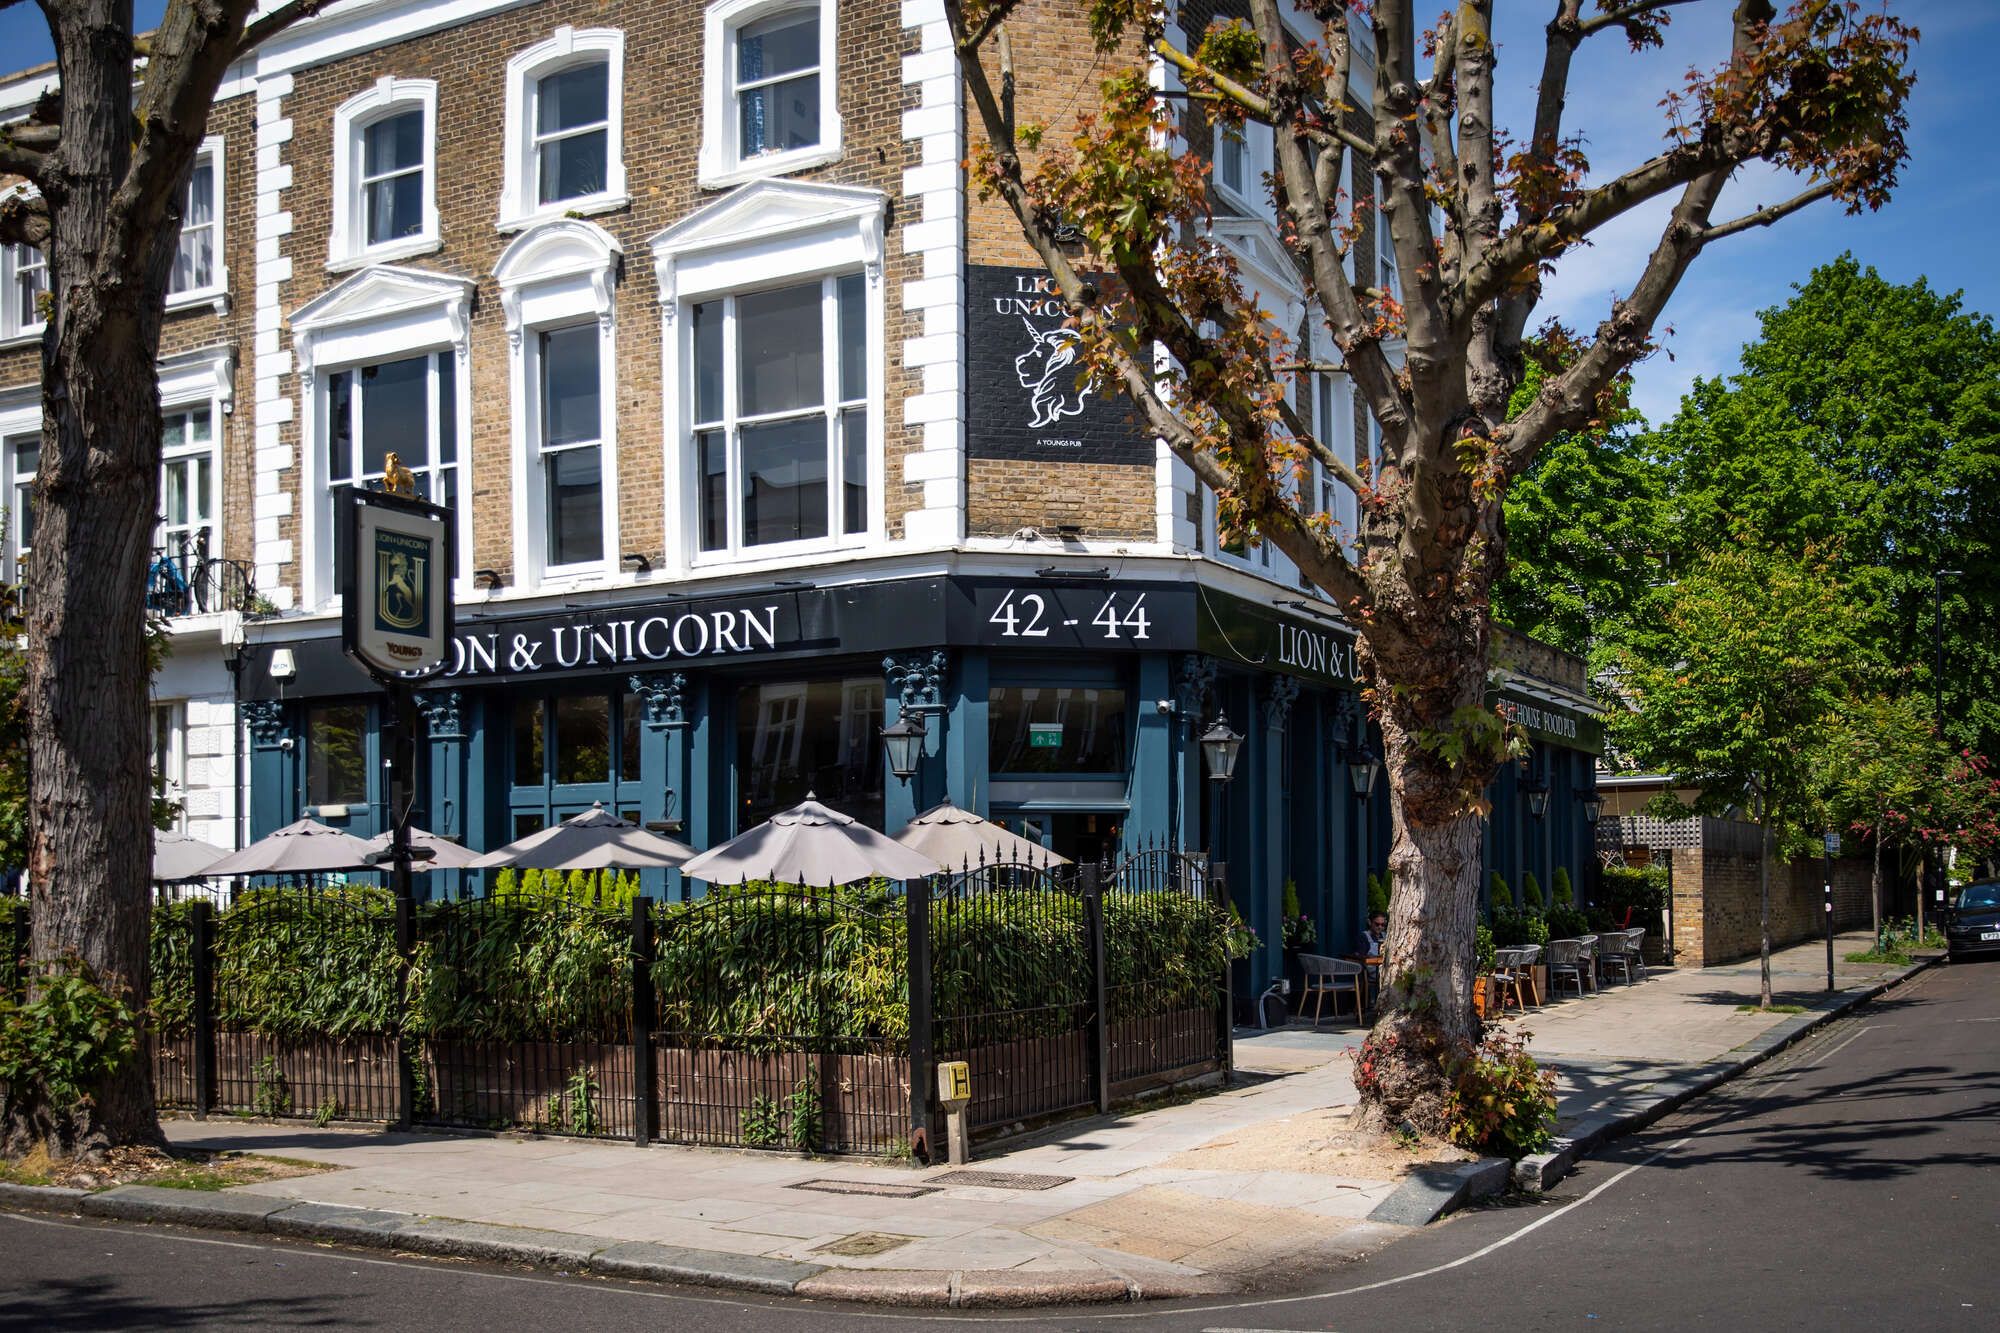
xmin=1945 ymin=880 xmax=2000 ymax=961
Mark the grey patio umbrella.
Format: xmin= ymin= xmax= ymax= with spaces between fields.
xmin=153 ymin=830 xmax=229 ymax=883
xmin=468 ymin=802 xmax=695 ymax=871
xmin=364 ymin=827 xmax=485 ymax=871
xmin=679 ymin=796 xmax=942 ymax=887
xmin=202 ymin=818 xmax=377 ymax=877
xmin=893 ymin=801 xmax=1070 ymax=870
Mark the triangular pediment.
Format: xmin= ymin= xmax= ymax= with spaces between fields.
xmin=647 ymin=179 xmax=886 ymax=261
xmin=1209 ymin=217 xmax=1304 ymax=303
xmin=290 ymin=264 xmax=477 ymax=335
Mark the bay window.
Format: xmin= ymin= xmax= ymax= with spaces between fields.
xmin=691 ymin=273 xmax=867 ymax=554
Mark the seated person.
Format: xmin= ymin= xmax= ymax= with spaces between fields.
xmin=1361 ymin=912 xmax=1388 ymax=958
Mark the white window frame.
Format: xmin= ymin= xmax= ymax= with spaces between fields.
xmin=290 ymin=265 xmax=475 ymax=608
xmin=649 ymin=180 xmax=885 ymax=576
xmin=329 ymin=77 xmax=440 ymax=270
xmin=1211 ymin=118 xmax=1268 ymax=217
xmin=152 ymin=699 xmax=188 ymax=831
xmin=166 ymin=136 xmax=228 ymax=312
xmin=499 ymin=27 xmax=628 ymax=232
xmin=698 ymin=0 xmax=842 ymax=189
xmin=496 ymin=219 xmax=623 ymax=590
xmin=1 ymin=412 xmax=38 ymax=583
xmin=1 ymin=242 xmax=48 ymax=345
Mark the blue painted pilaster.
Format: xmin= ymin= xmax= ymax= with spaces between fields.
xmin=1173 ymin=656 xmax=1216 ymax=854
xmin=949 ymin=651 xmax=989 ymax=814
xmin=416 ymin=689 xmax=467 ymax=900
xmin=1126 ymin=655 xmax=1174 ymax=856
xmin=242 ymin=700 xmax=295 ymax=841
xmin=630 ymin=671 xmax=688 ymax=901
xmin=884 ymin=650 xmax=948 ymax=833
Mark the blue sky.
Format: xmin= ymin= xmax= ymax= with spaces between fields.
xmin=3 ymin=1 xmax=1992 ymax=426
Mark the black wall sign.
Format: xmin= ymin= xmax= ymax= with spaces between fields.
xmin=966 ymin=265 xmax=1156 ymax=466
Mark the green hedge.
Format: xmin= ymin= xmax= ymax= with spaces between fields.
xmin=0 ymin=895 xmax=21 ymax=997
xmin=1594 ymin=865 xmax=1669 ymax=938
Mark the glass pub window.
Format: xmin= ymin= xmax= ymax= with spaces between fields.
xmin=735 ymin=675 xmax=883 ymax=831
xmin=734 ymin=9 xmax=820 ymax=159
xmin=360 ymin=109 xmax=425 ymax=246
xmin=538 ymin=324 xmax=603 ymax=569
xmin=691 ymin=273 xmax=867 ymax=553
xmin=988 ymin=686 xmax=1129 ymax=775
xmin=326 ymin=351 xmax=459 ymax=514
xmin=534 ymin=61 xmax=610 ymax=205
xmin=512 ymin=692 xmax=645 ymax=790
xmin=306 ymin=702 xmax=370 ymax=808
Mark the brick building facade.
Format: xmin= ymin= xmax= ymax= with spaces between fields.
xmin=2 ymin=2 xmax=1601 ymax=990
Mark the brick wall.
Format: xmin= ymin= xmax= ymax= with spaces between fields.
xmin=1670 ymin=841 xmax=1873 ymax=967
xmin=261 ymin=0 xmax=920 ymax=600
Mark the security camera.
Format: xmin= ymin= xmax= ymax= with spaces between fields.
xmin=1155 ymin=699 xmax=1177 ymax=715
xmin=277 ymin=736 xmax=295 ymax=752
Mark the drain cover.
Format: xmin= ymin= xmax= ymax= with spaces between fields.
xmin=813 ymin=1232 xmax=915 ymax=1257
xmin=927 ymin=1169 xmax=1073 ymax=1191
xmin=789 ymin=1178 xmax=938 ymax=1200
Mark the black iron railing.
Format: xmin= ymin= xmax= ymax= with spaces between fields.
xmin=146 ymin=550 xmax=256 ymax=618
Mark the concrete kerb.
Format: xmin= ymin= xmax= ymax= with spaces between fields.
xmin=1366 ymin=1155 xmax=1511 ymax=1227
xmin=1510 ymin=954 xmax=1941 ymax=1195
xmin=4 ymin=1187 xmax=1162 ymax=1307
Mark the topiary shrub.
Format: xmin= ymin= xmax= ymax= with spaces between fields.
xmin=1522 ymin=870 xmax=1543 ymax=911
xmin=1366 ymin=872 xmax=1390 ymax=917
xmin=1551 ymin=867 xmax=1573 ymax=906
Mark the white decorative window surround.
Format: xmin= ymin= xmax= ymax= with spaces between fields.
xmin=289 ymin=265 xmax=474 ymax=607
xmin=649 ymin=179 xmax=884 ymax=574
xmin=698 ymin=0 xmax=841 ymax=189
xmin=167 ymin=137 xmax=229 ymax=313
xmin=1 ymin=239 xmax=48 ymax=344
xmin=0 ymin=388 xmax=38 ymax=581
xmin=499 ymin=27 xmax=629 ymax=231
xmin=494 ymin=219 xmax=622 ymax=589
xmin=328 ymin=77 xmax=440 ymax=269
xmin=154 ymin=345 xmax=237 ymax=583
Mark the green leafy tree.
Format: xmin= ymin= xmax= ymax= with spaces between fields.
xmin=1648 ymin=257 xmax=2000 ymax=759
xmin=950 ymin=0 xmax=1914 ymax=1131
xmin=1495 ymin=359 xmax=1667 ymax=662
xmin=1615 ymin=541 xmax=1857 ymax=1007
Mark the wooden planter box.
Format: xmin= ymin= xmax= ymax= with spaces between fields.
xmin=1473 ymin=975 xmax=1494 ymax=1018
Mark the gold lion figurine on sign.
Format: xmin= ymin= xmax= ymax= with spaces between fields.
xmin=381 ymin=451 xmax=417 ymax=498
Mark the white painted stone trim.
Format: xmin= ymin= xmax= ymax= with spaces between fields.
xmin=253 ymin=72 xmax=297 ymax=611
xmin=897 ymin=0 xmax=963 ymax=551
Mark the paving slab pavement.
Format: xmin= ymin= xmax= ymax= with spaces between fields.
xmin=58 ymin=931 xmax=1919 ymax=1305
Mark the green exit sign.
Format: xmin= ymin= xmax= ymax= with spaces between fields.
xmin=1028 ymin=723 xmax=1063 ymax=749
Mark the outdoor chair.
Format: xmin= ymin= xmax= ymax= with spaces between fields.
xmin=1625 ymin=927 xmax=1649 ymax=980
xmin=1576 ymin=934 xmax=1600 ymax=992
xmin=1511 ymin=942 xmax=1544 ymax=1007
xmin=1492 ymin=946 xmax=1538 ymax=1013
xmin=1546 ymin=938 xmax=1587 ymax=999
xmin=1298 ymin=953 xmax=1366 ymax=1026
xmin=1600 ymin=930 xmax=1638 ymax=985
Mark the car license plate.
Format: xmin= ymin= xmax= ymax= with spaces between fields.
xmin=1982 ymin=931 xmax=2000 ymax=942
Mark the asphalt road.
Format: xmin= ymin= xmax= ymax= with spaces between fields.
xmin=2 ymin=959 xmax=1993 ymax=1332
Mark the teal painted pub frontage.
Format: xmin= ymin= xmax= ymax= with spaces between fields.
xmin=240 ymin=566 xmax=1604 ymax=996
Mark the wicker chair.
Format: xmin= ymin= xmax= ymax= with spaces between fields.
xmin=1600 ymin=929 xmax=1639 ymax=984
xmin=1576 ymin=934 xmax=1600 ymax=992
xmin=1298 ymin=953 xmax=1366 ymax=1025
xmin=1546 ymin=938 xmax=1587 ymax=999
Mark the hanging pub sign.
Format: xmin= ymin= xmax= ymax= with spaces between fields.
xmin=966 ymin=265 xmax=1156 ymax=466
xmin=340 ymin=487 xmax=455 ymax=683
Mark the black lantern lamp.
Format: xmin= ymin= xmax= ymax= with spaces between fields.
xmin=1524 ymin=779 xmax=1550 ymax=820
xmin=1580 ymin=792 xmax=1604 ymax=824
xmin=1200 ymin=712 xmax=1244 ymax=784
xmin=1348 ymin=751 xmax=1381 ymax=800
xmin=880 ymin=715 xmax=927 ymax=784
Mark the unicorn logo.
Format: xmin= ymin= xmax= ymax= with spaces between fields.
xmin=1014 ymin=318 xmax=1090 ymax=428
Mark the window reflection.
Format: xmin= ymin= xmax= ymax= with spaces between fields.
xmin=736 ymin=676 xmax=883 ymax=831
xmin=988 ymin=686 xmax=1128 ymax=774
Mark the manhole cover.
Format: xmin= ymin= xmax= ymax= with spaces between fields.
xmin=788 ymin=1178 xmax=938 ymax=1200
xmin=813 ymin=1232 xmax=915 ymax=1257
xmin=927 ymin=1169 xmax=1073 ymax=1191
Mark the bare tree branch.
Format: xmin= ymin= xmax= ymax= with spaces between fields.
xmin=236 ymin=0 xmax=329 ymax=63
xmin=1701 ymin=180 xmax=1839 ymax=242
xmin=1578 ymin=0 xmax=1702 ymax=40
xmin=0 ymin=190 xmax=50 ymax=248
xmin=1151 ymin=39 xmax=1374 ymax=158
xmin=1371 ymin=0 xmax=1449 ymax=418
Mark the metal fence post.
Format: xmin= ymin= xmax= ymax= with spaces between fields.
xmin=906 ymin=876 xmax=934 ymax=1160
xmin=630 ymin=895 xmax=655 ymax=1147
xmin=1212 ymin=861 xmax=1232 ymax=1084
xmin=190 ymin=900 xmax=215 ymax=1119
xmin=1083 ymin=862 xmax=1110 ymax=1114
xmin=393 ymin=892 xmax=415 ymax=1131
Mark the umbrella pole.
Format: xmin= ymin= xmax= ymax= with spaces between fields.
xmin=387 ymin=683 xmax=419 ymax=1131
